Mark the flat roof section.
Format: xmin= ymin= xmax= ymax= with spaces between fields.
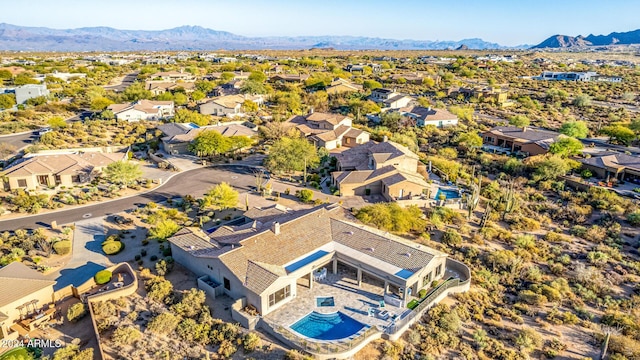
xmin=285 ymin=250 xmax=330 ymax=273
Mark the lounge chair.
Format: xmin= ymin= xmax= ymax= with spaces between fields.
xmin=379 ymin=300 xmax=385 ymax=308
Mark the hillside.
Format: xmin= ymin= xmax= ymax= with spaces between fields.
xmin=533 ymin=28 xmax=640 ymax=48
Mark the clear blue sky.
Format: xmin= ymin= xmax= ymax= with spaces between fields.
xmin=6 ymin=0 xmax=640 ymax=46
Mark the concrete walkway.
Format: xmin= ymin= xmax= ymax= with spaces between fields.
xmin=47 ymin=217 xmax=112 ymax=290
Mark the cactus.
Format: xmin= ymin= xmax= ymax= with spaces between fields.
xmin=467 ymin=173 xmax=482 ymax=219
xmin=501 ymin=180 xmax=517 ymax=220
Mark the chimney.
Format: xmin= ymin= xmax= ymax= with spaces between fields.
xmin=271 ymin=221 xmax=280 ymax=235
xmin=308 ymin=107 xmax=314 ymax=115
xmin=383 ymin=135 xmax=388 ymax=142
xmin=522 ymin=126 xmax=527 ymax=132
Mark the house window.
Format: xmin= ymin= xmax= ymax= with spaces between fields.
xmin=54 ymin=175 xmax=61 ymax=185
xmin=71 ymin=175 xmax=81 ymax=183
xmin=17 ymin=179 xmax=27 ymax=188
xmin=268 ymin=285 xmax=291 ymax=307
xmin=435 ymin=264 xmax=442 ymax=277
xmin=223 ymin=277 xmax=231 ymax=291
xmin=422 ymin=272 xmax=433 ymax=287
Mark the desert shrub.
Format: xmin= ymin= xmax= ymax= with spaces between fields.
xmin=67 ymin=303 xmax=87 ymax=322
xmin=296 ymin=189 xmax=314 ymax=203
xmin=102 ymin=237 xmax=124 ymax=255
xmin=94 ymin=270 xmax=112 ymax=285
xmin=243 ymin=332 xmax=262 ymax=353
xmin=518 ymin=290 xmax=547 ymax=305
xmin=218 ymin=340 xmax=237 ymax=358
xmin=111 ymin=326 xmax=141 ymax=346
xmin=627 ymin=210 xmax=640 ymax=226
xmin=145 ymin=276 xmax=173 ymax=303
xmin=442 ymin=229 xmax=463 ymax=247
xmin=147 ymin=312 xmax=179 ymax=335
xmin=508 ymin=216 xmax=540 ymax=231
xmin=53 ymin=240 xmax=72 ymax=255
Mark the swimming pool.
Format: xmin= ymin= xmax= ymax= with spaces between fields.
xmin=316 ymin=296 xmax=335 ymax=307
xmin=435 ymin=188 xmax=461 ymax=200
xmin=290 ymin=311 xmax=366 ymax=341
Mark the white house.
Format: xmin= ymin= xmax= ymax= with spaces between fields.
xmin=199 ymin=94 xmax=263 ymax=117
xmin=369 ymin=88 xmax=414 ymax=109
xmin=394 ymin=106 xmax=459 ymax=128
xmin=107 ymin=100 xmax=174 ymax=121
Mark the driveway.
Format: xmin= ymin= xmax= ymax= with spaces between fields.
xmin=46 ymin=217 xmax=111 ymax=290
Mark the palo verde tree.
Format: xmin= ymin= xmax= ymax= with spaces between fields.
xmin=103 ymin=160 xmax=143 ymax=186
xmin=189 ymin=130 xmax=231 ymax=158
xmin=264 ymin=136 xmax=319 ymax=182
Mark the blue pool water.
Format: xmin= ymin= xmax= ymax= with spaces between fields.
xmin=435 ymin=188 xmax=461 ymax=200
xmin=316 ymin=296 xmax=335 ymax=307
xmin=394 ymin=269 xmax=414 ymax=279
xmin=185 ymin=122 xmax=200 ymax=129
xmin=285 ymin=250 xmax=329 ymax=273
xmin=291 ymin=312 xmax=366 ymax=340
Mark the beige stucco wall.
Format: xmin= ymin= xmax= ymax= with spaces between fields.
xmin=385 ymin=180 xmax=426 ymax=200
xmin=0 ymin=285 xmax=54 ymax=336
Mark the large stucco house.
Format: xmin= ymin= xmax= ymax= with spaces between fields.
xmin=369 ymin=88 xmax=414 ymax=109
xmin=481 ymin=126 xmax=562 ymax=157
xmin=169 ymin=204 xmax=448 ymax=317
xmin=2 ymin=151 xmax=126 ymax=191
xmin=199 ymin=94 xmax=264 ymax=117
xmin=107 ymin=100 xmax=174 ymax=121
xmin=331 ymin=140 xmax=428 ymax=200
xmin=287 ymin=111 xmax=369 ymax=150
xmin=158 ymin=121 xmax=257 ymax=155
xmin=0 ymin=262 xmax=56 ymax=340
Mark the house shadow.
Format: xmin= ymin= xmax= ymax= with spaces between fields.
xmin=344 ymin=306 xmax=369 ymax=316
xmin=84 ymin=233 xmax=106 ymax=255
xmin=54 ymin=261 xmax=106 ymax=291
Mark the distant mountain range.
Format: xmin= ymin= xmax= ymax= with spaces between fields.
xmin=533 ymin=29 xmax=640 ymax=49
xmin=0 ymin=23 xmax=510 ymax=51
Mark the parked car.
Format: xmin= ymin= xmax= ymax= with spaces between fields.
xmin=35 ymin=127 xmax=52 ymax=136
xmin=112 ymin=215 xmax=133 ymax=225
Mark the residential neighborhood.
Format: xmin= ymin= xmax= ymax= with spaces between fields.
xmin=1 ymin=4 xmax=640 ymax=360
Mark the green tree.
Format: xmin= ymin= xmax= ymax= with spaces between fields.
xmin=189 ymin=130 xmax=231 ymax=157
xmin=559 ymin=120 xmax=589 ymax=138
xmin=148 ymin=219 xmax=181 ymax=241
xmin=264 ymin=137 xmax=319 ymax=179
xmin=363 ymin=80 xmax=382 ymax=90
xmin=242 ymin=100 xmax=259 ymax=113
xmin=122 ymin=82 xmax=153 ymax=101
xmin=531 ymin=155 xmax=580 ymax=181
xmin=103 ymin=161 xmax=142 ymax=185
xmin=174 ymin=108 xmax=210 ymax=126
xmin=456 ymin=131 xmax=483 ymax=148
xmin=0 ymin=69 xmax=12 ymax=81
xmin=90 ymin=97 xmax=113 ymax=111
xmin=602 ymin=124 xmax=635 ymax=146
xmin=240 ymin=80 xmax=267 ymax=95
xmin=52 ymin=345 xmax=93 ymax=360
xmin=509 ymin=115 xmax=530 ymax=128
xmin=248 ymin=71 xmax=267 ymax=82
xmin=13 ymin=73 xmax=39 ymax=85
xmin=355 ymin=203 xmax=426 ymax=233
xmin=228 ymin=135 xmax=253 ymax=153
xmin=202 ymin=182 xmax=238 ymax=210
xmin=573 ymin=94 xmax=592 ymax=107
xmin=66 ymin=303 xmax=87 ymax=322
xmin=191 ymin=90 xmax=206 ymax=102
xmin=174 ymin=92 xmax=188 ymax=106
xmin=0 ymin=93 xmax=16 ymax=109
xmin=549 ymin=137 xmax=584 ymax=157
xmin=47 ymin=116 xmax=67 ymax=129
xmin=172 ymin=288 xmax=207 ymax=317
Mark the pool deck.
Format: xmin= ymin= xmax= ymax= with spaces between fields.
xmin=264 ymin=266 xmax=410 ymax=334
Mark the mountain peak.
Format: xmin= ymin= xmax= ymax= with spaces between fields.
xmin=533 ymin=28 xmax=640 ymax=49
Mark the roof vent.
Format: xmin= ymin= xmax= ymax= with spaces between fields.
xmin=271 ymin=221 xmax=281 ymax=235
xmin=367 ymin=247 xmax=375 ymax=252
xmin=405 ymin=252 xmax=411 ymax=258
xmin=348 ymin=231 xmax=354 ymax=235
xmin=189 ymin=246 xmax=195 ymax=250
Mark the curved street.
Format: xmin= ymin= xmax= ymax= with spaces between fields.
xmin=0 ymin=165 xmax=260 ymax=231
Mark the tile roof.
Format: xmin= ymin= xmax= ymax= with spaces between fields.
xmin=0 ymin=262 xmax=55 ymax=308
xmin=397 ymin=106 xmax=458 ymax=121
xmin=306 ymin=112 xmax=351 ymax=126
xmin=486 ymin=126 xmax=561 ymax=143
xmin=335 ymin=140 xmax=418 ymax=171
xmin=171 ymin=204 xmax=443 ymax=295
xmin=3 ymin=152 xmax=124 ymax=177
xmin=580 ymin=152 xmax=640 ymax=171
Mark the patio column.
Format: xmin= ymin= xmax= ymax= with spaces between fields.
xmin=383 ymin=281 xmax=388 ymax=295
xmin=357 ymin=268 xmax=362 ymax=287
xmin=332 ymin=259 xmax=337 ymax=274
xmin=309 ymin=272 xmax=313 ymax=290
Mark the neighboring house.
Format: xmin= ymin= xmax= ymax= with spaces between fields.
xmin=325 ymin=78 xmax=363 ymax=95
xmin=269 ymin=74 xmax=310 ymax=83
xmin=393 ymin=106 xmax=459 ymax=128
xmin=145 ymin=81 xmax=196 ymax=96
xmin=2 ymin=152 xmax=126 ymax=191
xmin=287 ymin=111 xmax=369 ymax=150
xmin=199 ymin=94 xmax=264 ymax=117
xmin=211 ymin=80 xmax=244 ymax=97
xmin=448 ymin=86 xmax=510 ymax=105
xmin=369 ymin=88 xmax=414 ymax=109
xmin=534 ymin=71 xmax=622 ymax=83
xmin=0 ymin=262 xmax=56 ymax=340
xmin=332 ymin=140 xmax=428 ymax=200
xmin=34 ymin=72 xmax=86 ymax=82
xmin=580 ymin=152 xmax=640 ymax=183
xmin=107 ymin=100 xmax=175 ymax=121
xmin=149 ymin=71 xmax=195 ymax=82
xmin=206 ymin=71 xmax=250 ymax=81
xmin=481 ymin=126 xmax=562 ymax=156
xmin=169 ymin=204 xmax=451 ymax=318
xmin=14 ymin=84 xmax=49 ymax=104
xmin=158 ymin=121 xmax=257 ymax=155
xmin=344 ymin=64 xmax=382 ymax=73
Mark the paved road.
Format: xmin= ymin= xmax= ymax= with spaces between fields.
xmin=103 ymin=71 xmax=139 ymax=92
xmin=0 ymin=131 xmax=37 ymax=153
xmin=0 ymin=165 xmax=260 ymax=231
